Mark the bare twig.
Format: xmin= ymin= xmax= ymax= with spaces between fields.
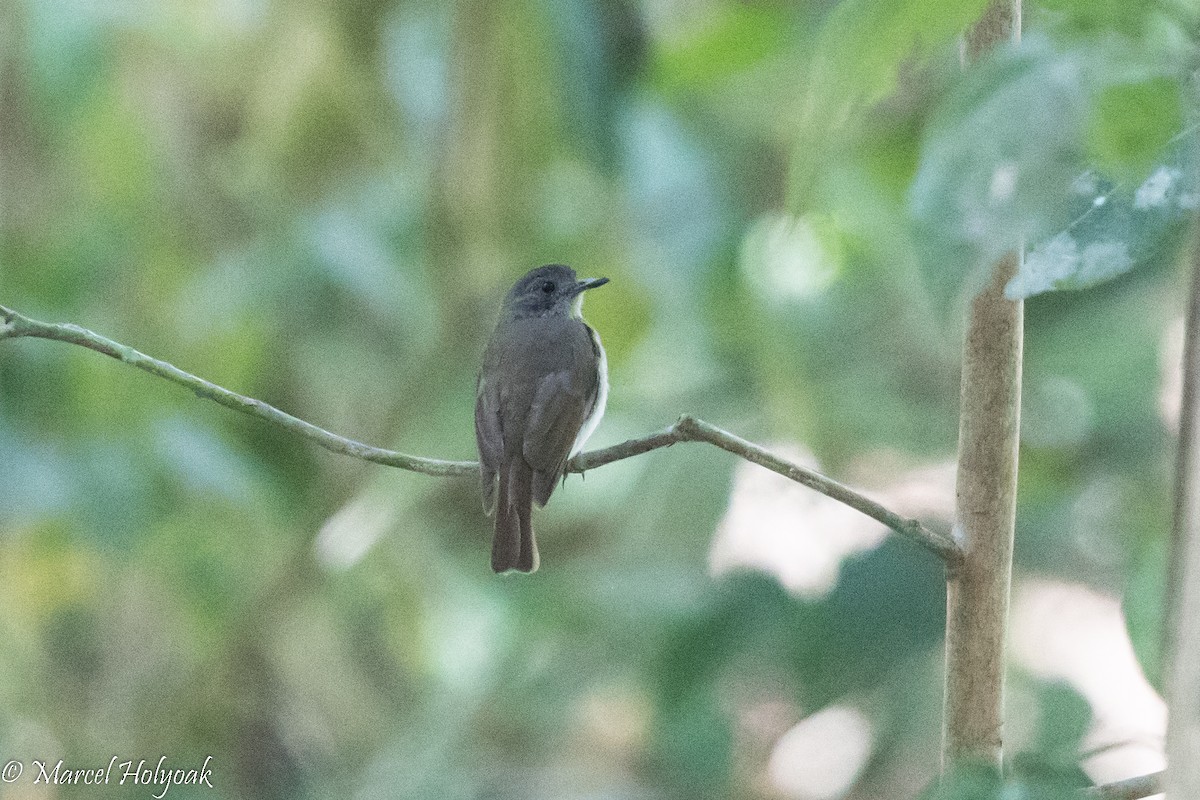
xmin=0 ymin=304 xmax=960 ymax=562
xmin=1 ymin=304 xmax=475 ymax=476
xmin=1087 ymin=770 xmax=1165 ymax=800
xmin=593 ymin=416 xmax=960 ymax=562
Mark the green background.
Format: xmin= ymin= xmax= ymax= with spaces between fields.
xmin=0 ymin=0 xmax=1193 ymax=797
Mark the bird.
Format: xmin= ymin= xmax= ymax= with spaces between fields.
xmin=475 ymin=264 xmax=609 ymax=573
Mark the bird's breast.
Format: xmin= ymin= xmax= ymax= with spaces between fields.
xmin=570 ymin=324 xmax=608 ymax=457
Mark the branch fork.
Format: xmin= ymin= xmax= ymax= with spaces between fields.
xmin=8 ymin=301 xmax=1174 ymax=797
xmin=0 ymin=304 xmax=959 ymax=563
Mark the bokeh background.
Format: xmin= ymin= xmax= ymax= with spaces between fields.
xmin=0 ymin=0 xmax=1194 ymax=797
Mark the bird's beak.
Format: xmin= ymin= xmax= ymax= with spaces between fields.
xmin=575 ymin=277 xmax=609 ymax=294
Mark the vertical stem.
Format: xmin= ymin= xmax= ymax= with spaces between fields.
xmin=1166 ymin=220 xmax=1200 ymax=798
xmin=944 ymin=4 xmax=1023 ymax=771
xmin=944 ymin=250 xmax=1023 ymax=770
xmin=943 ymin=2 xmax=1022 ymax=766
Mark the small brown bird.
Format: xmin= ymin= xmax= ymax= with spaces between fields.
xmin=474 ymin=265 xmax=609 ymax=573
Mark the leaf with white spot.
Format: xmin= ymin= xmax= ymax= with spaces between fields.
xmin=1135 ymin=166 xmax=1182 ymax=209
xmin=910 ymin=36 xmax=1089 ymax=274
xmin=909 ymin=34 xmax=1194 ymax=305
xmin=1006 ymin=136 xmax=1197 ymax=299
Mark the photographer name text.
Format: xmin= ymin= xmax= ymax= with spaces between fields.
xmin=2 ymin=755 xmax=213 ymax=798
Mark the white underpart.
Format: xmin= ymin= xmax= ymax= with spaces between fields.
xmin=571 ymin=326 xmax=607 ymax=457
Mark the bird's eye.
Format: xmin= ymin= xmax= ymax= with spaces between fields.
xmin=541 ymin=281 xmax=556 ymax=294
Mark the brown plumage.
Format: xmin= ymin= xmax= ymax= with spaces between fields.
xmin=475 ymin=265 xmax=608 ymax=573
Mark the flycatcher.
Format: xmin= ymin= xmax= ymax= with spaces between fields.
xmin=475 ymin=264 xmax=609 ymax=573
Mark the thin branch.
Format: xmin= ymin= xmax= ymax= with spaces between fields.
xmin=0 ymin=304 xmax=960 ymax=562
xmin=1087 ymin=770 xmax=1165 ymax=800
xmin=663 ymin=416 xmax=961 ymax=563
xmin=1 ymin=304 xmax=475 ymax=476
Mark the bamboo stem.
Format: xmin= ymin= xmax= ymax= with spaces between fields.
xmin=942 ymin=0 xmax=1023 ymax=771
xmin=943 ymin=248 xmax=1023 ymax=769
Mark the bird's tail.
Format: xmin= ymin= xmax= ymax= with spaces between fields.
xmin=492 ymin=462 xmax=539 ymax=573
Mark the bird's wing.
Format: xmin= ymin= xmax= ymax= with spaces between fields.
xmin=474 ymin=374 xmax=504 ymax=513
xmin=523 ymin=343 xmax=599 ymax=507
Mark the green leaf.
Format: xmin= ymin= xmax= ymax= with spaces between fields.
xmin=1005 ymin=137 xmax=1196 ymax=299
xmin=911 ymin=34 xmax=1193 ymax=304
xmin=653 ymin=3 xmax=792 ymax=91
xmin=922 ymin=754 xmax=1090 ymax=800
xmin=792 ymin=0 xmax=989 ymax=205
xmin=1089 ymin=77 xmax=1183 ymax=181
xmin=1033 ymin=0 xmax=1159 ymax=37
xmin=910 ymin=35 xmax=1089 ymax=275
xmin=809 ymin=0 xmax=989 ymax=109
xmin=653 ymin=688 xmax=733 ymax=796
xmin=919 ymin=763 xmax=1003 ymax=799
xmin=1020 ymin=682 xmax=1092 ymax=770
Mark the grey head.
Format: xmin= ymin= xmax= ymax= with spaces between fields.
xmin=502 ymin=264 xmax=609 ymax=320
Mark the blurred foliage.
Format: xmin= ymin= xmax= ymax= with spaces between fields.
xmin=0 ymin=0 xmax=1193 ymax=797
xmin=924 ymin=682 xmax=1092 ymax=798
